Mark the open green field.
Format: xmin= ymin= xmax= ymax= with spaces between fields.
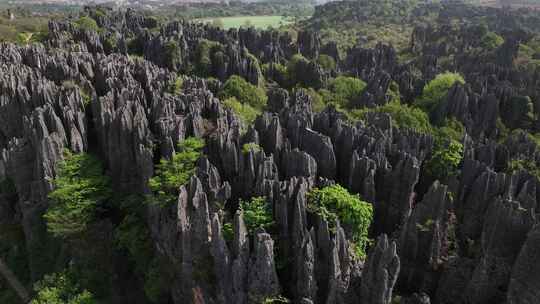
xmin=196 ymin=15 xmax=292 ymax=29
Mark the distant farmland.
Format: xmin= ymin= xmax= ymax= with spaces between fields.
xmin=195 ymin=15 xmax=292 ymax=29
xmin=476 ymin=0 xmax=540 ymax=9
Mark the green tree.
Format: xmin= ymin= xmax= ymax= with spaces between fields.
xmin=286 ymin=54 xmax=310 ymax=85
xmin=316 ymin=54 xmax=336 ymax=71
xmin=501 ymin=95 xmax=535 ymax=130
xmin=415 ymin=72 xmax=465 ymax=114
xmin=242 ymin=143 xmax=262 ymax=154
xmin=481 ymin=32 xmax=504 ymax=50
xmin=507 ymin=159 xmax=540 ymax=180
xmin=425 ymin=139 xmax=463 ymax=181
xmin=194 ymin=39 xmax=222 ymax=77
xmin=423 ymin=118 xmax=464 ymax=181
xmin=350 ymin=100 xmax=432 ymax=134
xmin=219 ymin=75 xmax=268 ymax=110
xmin=240 ymin=197 xmax=274 ymax=234
xmin=326 ymin=76 xmax=367 ymax=108
xmin=263 ymin=63 xmax=288 ymax=87
xmin=74 ymin=16 xmax=99 ymax=32
xmin=148 ymin=137 xmax=205 ymax=206
xmin=164 ymin=41 xmax=181 ymax=71
xmin=44 ymin=152 xmax=112 ymax=239
xmin=223 ymin=97 xmax=261 ymax=125
xmin=302 ymin=88 xmax=326 ymax=113
xmin=307 ymin=185 xmax=373 ymax=258
xmin=30 ymin=271 xmax=96 ymax=304
xmin=15 ymin=32 xmax=33 ymax=45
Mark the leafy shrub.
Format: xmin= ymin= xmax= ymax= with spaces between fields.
xmin=102 ymin=35 xmax=117 ymax=53
xmin=31 ymin=271 xmax=96 ymax=304
xmin=148 ymin=137 xmax=204 ymax=206
xmin=240 ymin=197 xmax=274 ymax=234
xmin=114 ymin=196 xmax=153 ymax=275
xmin=45 ymin=151 xmax=112 ymax=239
xmin=302 ymin=87 xmax=326 ymax=113
xmin=481 ymin=32 xmax=504 ymax=50
xmin=350 ymin=100 xmax=432 ymax=134
xmin=219 ymin=75 xmax=268 ymax=110
xmin=222 ymin=222 xmax=234 ymax=242
xmin=114 ymin=195 xmax=170 ymax=303
xmin=263 ymin=63 xmax=288 ymax=87
xmin=126 ymin=37 xmax=144 ymax=56
xmin=263 ymin=295 xmax=291 ymax=304
xmin=15 ymin=32 xmax=34 ymax=45
xmin=507 ymin=159 xmax=540 ymax=180
xmin=143 ymin=257 xmax=172 ymax=303
xmin=500 ymin=95 xmax=535 ymax=130
xmin=316 ymin=54 xmax=336 ymax=71
xmin=195 ymin=39 xmax=222 ymax=77
xmin=286 ymin=54 xmax=325 ymax=88
xmin=286 ymin=54 xmax=310 ymax=84
xmin=223 ymin=97 xmax=261 ymax=125
xmin=422 ymin=118 xmax=464 ymax=181
xmin=425 ymin=139 xmax=463 ymax=181
xmin=74 ymin=16 xmax=99 ymax=32
xmin=242 ymin=142 xmax=262 ymax=154
xmin=415 ymin=72 xmax=465 ymax=114
xmin=164 ymin=41 xmax=181 ymax=70
xmin=434 ymin=118 xmax=464 ymax=142
xmin=326 ymin=76 xmax=367 ymax=108
xmin=307 ymin=185 xmax=373 ymax=258
xmin=169 ymin=76 xmax=184 ymax=95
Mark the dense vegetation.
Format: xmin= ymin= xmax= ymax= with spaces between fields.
xmin=307 ymin=185 xmax=373 ymax=258
xmin=414 ymin=72 xmax=465 ymax=115
xmin=45 ymin=152 xmax=112 ymax=239
xmin=148 ymin=137 xmax=205 ymax=206
xmin=240 ymin=197 xmax=274 ymax=234
xmin=168 ymin=1 xmax=314 ymax=20
xmin=30 ymin=271 xmax=95 ymax=304
xmin=1 ymin=0 xmax=540 ymax=303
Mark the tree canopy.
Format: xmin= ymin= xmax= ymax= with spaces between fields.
xmin=219 ymin=75 xmax=268 ymax=110
xmin=415 ymin=72 xmax=465 ymax=114
xmin=307 ymin=185 xmax=373 ymax=258
xmin=148 ymin=137 xmax=205 ymax=206
xmin=45 ymin=152 xmax=112 ymax=239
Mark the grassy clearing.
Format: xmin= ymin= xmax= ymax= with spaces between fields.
xmin=196 ymin=15 xmax=292 ymax=29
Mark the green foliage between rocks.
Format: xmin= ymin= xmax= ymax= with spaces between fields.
xmin=326 ymin=76 xmax=367 ymax=109
xmin=219 ymin=75 xmax=268 ymax=110
xmin=507 ymin=159 xmax=540 ymax=180
xmin=307 ymin=185 xmax=373 ymax=258
xmin=242 ymin=142 xmax=262 ymax=154
xmin=263 ymin=295 xmax=291 ymax=304
xmin=44 ymin=151 xmax=112 ymax=239
xmin=164 ymin=40 xmax=181 ymax=70
xmin=223 ymin=97 xmax=261 ymax=126
xmin=194 ymin=39 xmax=222 ymax=77
xmin=240 ymin=197 xmax=274 ymax=235
xmin=426 ymin=132 xmax=464 ymax=182
xmin=415 ymin=72 xmax=465 ymax=114
xmin=286 ymin=54 xmax=311 ymax=87
xmin=316 ymin=54 xmax=337 ymax=71
xmin=350 ymin=100 xmax=432 ymax=134
xmin=148 ymin=137 xmax=205 ymax=206
xmin=30 ymin=271 xmax=96 ymax=304
xmin=481 ymin=31 xmax=504 ymax=50
xmin=74 ymin=16 xmax=99 ymax=32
